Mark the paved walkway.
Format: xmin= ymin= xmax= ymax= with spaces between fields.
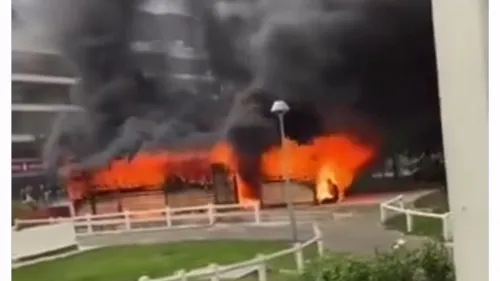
xmin=14 ymin=190 xmax=432 ymax=276
xmin=317 ymin=213 xmax=424 ymax=256
xmin=78 ymin=190 xmax=430 ymax=256
xmin=12 ymin=246 xmax=100 ymax=269
xmin=77 ymin=217 xmax=424 ymax=257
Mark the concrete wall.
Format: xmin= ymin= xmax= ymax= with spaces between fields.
xmin=431 ymin=0 xmax=488 ymax=281
xmin=12 ymin=222 xmax=78 ymax=261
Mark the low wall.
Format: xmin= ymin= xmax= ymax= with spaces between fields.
xmin=12 ymin=222 xmax=78 ymax=261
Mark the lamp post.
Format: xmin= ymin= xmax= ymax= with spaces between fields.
xmin=271 ymin=100 xmax=299 ymax=242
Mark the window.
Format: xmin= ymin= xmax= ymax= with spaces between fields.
xmin=169 ymin=57 xmax=209 ymax=76
xmin=12 ymin=82 xmax=72 ymax=104
xmin=12 ymin=52 xmax=75 ymax=77
xmin=12 ymin=111 xmax=60 ymax=136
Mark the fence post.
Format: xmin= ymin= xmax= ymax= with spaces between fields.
xmin=176 ymin=269 xmax=187 ymax=281
xmin=294 ymin=243 xmax=304 ymax=273
xmin=380 ymin=204 xmax=387 ymax=223
xmin=405 ymin=212 xmax=413 ymax=232
xmin=313 ymin=224 xmax=325 ymax=257
xmin=254 ymin=202 xmax=261 ymax=224
xmin=165 ymin=206 xmax=172 ymax=228
xmin=86 ymin=213 xmax=93 ymax=234
xmin=256 ymin=254 xmax=267 ymax=281
xmin=208 ymin=203 xmax=215 ymax=225
xmin=124 ymin=210 xmax=131 ymax=230
xmin=209 ymin=263 xmax=220 ymax=281
xmin=398 ymin=197 xmax=405 ymax=210
xmin=442 ymin=213 xmax=452 ymax=241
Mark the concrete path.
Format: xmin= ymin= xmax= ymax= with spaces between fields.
xmin=77 ymin=223 xmax=315 ymax=247
xmin=317 ymin=213 xmax=425 ymax=256
xmin=77 ymin=190 xmax=431 ymax=255
xmin=77 ymin=217 xmax=422 ymax=257
xmin=12 ymin=246 xmax=100 ymax=269
xmin=14 ymin=189 xmax=432 ymax=273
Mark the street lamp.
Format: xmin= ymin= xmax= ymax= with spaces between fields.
xmin=271 ymin=100 xmax=299 ymax=242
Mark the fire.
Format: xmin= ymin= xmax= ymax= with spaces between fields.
xmin=67 ymin=134 xmax=375 ymax=205
xmin=260 ymin=135 xmax=375 ymax=202
xmin=316 ymin=163 xmax=339 ymax=202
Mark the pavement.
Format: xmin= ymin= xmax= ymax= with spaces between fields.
xmin=15 ymin=190 xmax=432 ymax=275
xmin=77 ymin=223 xmax=315 ymax=247
xmin=78 ymin=190 xmax=431 ymax=256
xmin=12 ymin=246 xmax=100 ymax=269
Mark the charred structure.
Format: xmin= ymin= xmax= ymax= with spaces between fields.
xmin=30 ymin=0 xmax=442 ymax=210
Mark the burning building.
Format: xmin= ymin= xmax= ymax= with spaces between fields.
xmin=11 ymin=0 xmax=222 ymax=210
xmin=16 ymin=0 xmax=443 ymax=214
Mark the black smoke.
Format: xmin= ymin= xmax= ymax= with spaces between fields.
xmin=209 ymin=0 xmax=441 ymax=186
xmin=37 ymin=0 xmax=442 ymax=188
xmin=41 ymin=0 xmax=230 ymax=177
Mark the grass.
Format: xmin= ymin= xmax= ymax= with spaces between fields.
xmin=413 ymin=191 xmax=450 ymax=213
xmin=12 ymin=201 xmax=31 ymax=216
xmin=384 ymin=190 xmax=450 ymax=240
xmin=237 ymin=271 xmax=300 ymax=281
xmin=384 ymin=214 xmax=445 ymax=240
xmin=12 ymin=201 xmax=31 ymax=224
xmin=13 ymin=240 xmax=320 ymax=281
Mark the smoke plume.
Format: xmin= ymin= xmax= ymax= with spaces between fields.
xmin=29 ymin=0 xmax=441 ymax=187
xmin=39 ymin=0 xmax=231 ymax=178
xmin=213 ymin=0 xmax=441 ymax=184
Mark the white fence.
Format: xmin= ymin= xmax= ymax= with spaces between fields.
xmin=379 ymin=195 xmax=453 ymax=241
xmin=140 ymin=223 xmax=324 ymax=281
xmin=12 ymin=222 xmax=78 ymax=261
xmin=14 ymin=203 xmax=262 ymax=236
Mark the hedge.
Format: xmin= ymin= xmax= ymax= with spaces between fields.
xmin=301 ymin=241 xmax=455 ymax=281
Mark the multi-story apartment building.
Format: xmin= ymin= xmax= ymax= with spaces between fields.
xmin=12 ymin=0 xmax=219 ymax=200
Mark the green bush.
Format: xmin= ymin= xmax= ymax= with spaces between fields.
xmin=300 ymin=242 xmax=455 ymax=281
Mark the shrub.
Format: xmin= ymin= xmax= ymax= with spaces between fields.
xmin=300 ymin=241 xmax=455 ymax=281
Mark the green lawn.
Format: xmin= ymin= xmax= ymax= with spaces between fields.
xmin=413 ymin=191 xmax=450 ymax=213
xmin=384 ymin=190 xmax=450 ymax=240
xmin=384 ymin=214 xmax=445 ymax=240
xmin=12 ymin=201 xmax=31 ymax=217
xmin=237 ymin=271 xmax=300 ymax=281
xmin=13 ymin=240 xmax=319 ymax=281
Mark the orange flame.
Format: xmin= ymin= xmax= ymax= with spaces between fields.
xmin=316 ymin=163 xmax=339 ymax=202
xmin=67 ymin=134 xmax=375 ymax=205
xmin=260 ymin=135 xmax=374 ymax=202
